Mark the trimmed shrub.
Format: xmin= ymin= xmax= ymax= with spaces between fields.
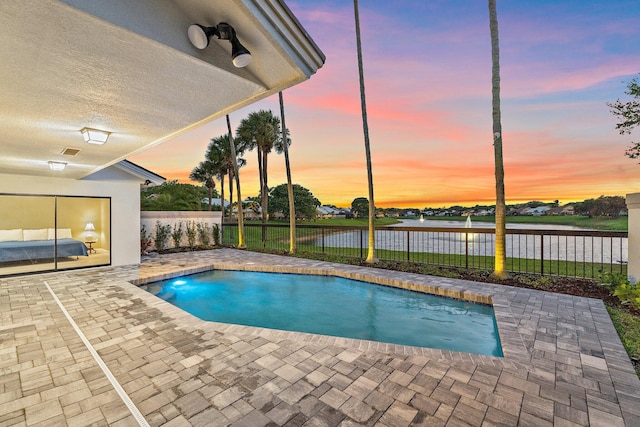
xmin=154 ymin=221 xmax=171 ymax=251
xmin=171 ymin=222 xmax=184 ymax=248
xmin=196 ymin=222 xmax=211 ymax=246
xmin=185 ymin=221 xmax=197 ymax=248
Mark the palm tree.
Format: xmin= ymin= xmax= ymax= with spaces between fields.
xmin=225 ymin=152 xmax=247 ymax=219
xmin=489 ymin=0 xmax=507 ymax=277
xmin=206 ymin=135 xmax=246 ymax=221
xmin=235 ymin=110 xmax=282 ymax=233
xmin=226 ymin=114 xmax=245 ymax=248
xmin=189 ymin=160 xmax=217 ymax=211
xmin=205 ymin=138 xmax=226 ymax=216
xmin=354 ymin=0 xmax=377 ymax=263
xmin=277 ymin=91 xmax=296 ymax=253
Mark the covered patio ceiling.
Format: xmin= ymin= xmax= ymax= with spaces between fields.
xmin=0 ymin=0 xmax=324 ymax=179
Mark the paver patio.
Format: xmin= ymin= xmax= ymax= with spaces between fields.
xmin=1 ymin=249 xmax=638 ymax=426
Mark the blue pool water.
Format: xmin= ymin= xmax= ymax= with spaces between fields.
xmin=142 ymin=270 xmax=503 ymax=356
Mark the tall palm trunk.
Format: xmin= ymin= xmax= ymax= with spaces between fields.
xmin=228 ymin=168 xmax=234 ymax=216
xmin=354 ymin=0 xmax=377 ymax=263
xmin=261 ymin=149 xmax=269 ymax=222
xmin=226 ymin=115 xmax=245 ymax=248
xmin=256 ymin=145 xmax=267 ymax=241
xmin=207 ymin=179 xmax=214 ymax=211
xmin=256 ymin=146 xmax=264 ymax=205
xmin=219 ymin=173 xmax=225 ymax=242
xmin=220 ymin=174 xmax=225 ymax=221
xmin=489 ymin=0 xmax=506 ymax=277
xmin=279 ymin=91 xmax=296 ymax=253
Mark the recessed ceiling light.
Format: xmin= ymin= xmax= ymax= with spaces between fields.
xmin=48 ymin=161 xmax=67 ymax=171
xmin=80 ymin=127 xmax=110 ymax=145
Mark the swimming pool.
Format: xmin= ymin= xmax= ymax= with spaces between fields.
xmin=142 ymin=270 xmax=503 ymax=356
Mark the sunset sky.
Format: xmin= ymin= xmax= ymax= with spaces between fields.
xmin=129 ymin=0 xmax=640 ymax=209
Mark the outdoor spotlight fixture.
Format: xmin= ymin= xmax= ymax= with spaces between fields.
xmin=187 ymin=22 xmax=252 ymax=68
xmin=48 ymin=161 xmax=67 ymax=171
xmin=81 ymin=127 xmax=110 ymax=145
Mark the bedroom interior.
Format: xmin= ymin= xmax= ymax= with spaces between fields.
xmin=0 ymin=194 xmax=111 ymax=276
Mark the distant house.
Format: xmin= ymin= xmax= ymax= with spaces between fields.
xmin=474 ymin=209 xmax=493 ymax=216
xmin=231 ymin=208 xmax=260 ymax=220
xmin=317 ymin=206 xmax=337 ymax=218
xmin=317 ymin=205 xmax=349 ymax=219
xmin=548 ymin=205 xmax=575 ymax=216
xmin=525 ymin=206 xmax=552 ymax=216
xmin=201 ymin=198 xmax=230 ymax=208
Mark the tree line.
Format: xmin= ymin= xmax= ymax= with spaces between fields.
xmin=141 ymin=181 xmax=626 ymax=221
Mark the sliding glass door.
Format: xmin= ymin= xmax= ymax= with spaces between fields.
xmin=0 ymin=194 xmax=111 ymax=276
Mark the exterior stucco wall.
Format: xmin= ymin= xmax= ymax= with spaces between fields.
xmin=0 ymin=172 xmax=140 ymax=267
xmin=626 ymin=193 xmax=640 ymax=282
xmin=141 ymin=211 xmax=222 ymax=249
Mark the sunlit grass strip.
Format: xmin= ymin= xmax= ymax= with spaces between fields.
xmin=606 ymin=305 xmax=640 ymax=377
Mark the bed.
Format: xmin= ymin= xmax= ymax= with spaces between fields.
xmin=0 ymin=228 xmax=89 ymax=263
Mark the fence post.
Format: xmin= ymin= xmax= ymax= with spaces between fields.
xmin=540 ymin=233 xmax=545 ymax=275
xmin=626 ymin=193 xmax=640 ymax=281
xmin=407 ymin=230 xmax=410 ymax=261
xmin=465 ymin=232 xmax=469 ymax=269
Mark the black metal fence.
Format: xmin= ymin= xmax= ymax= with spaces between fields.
xmin=222 ymin=223 xmax=628 ymax=278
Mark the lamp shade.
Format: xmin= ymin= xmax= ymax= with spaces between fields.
xmin=84 ymin=222 xmax=96 ymax=231
xmin=81 ymin=127 xmax=110 ymax=145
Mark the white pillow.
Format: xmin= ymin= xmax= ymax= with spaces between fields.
xmin=47 ymin=228 xmax=73 ymax=239
xmin=0 ymin=229 xmax=23 ymax=242
xmin=23 ymin=229 xmax=48 ymax=241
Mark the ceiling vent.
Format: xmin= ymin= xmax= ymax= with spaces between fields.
xmin=61 ymin=147 xmax=81 ymax=156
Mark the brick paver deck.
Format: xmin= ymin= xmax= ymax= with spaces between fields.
xmin=1 ymin=249 xmax=638 ymax=426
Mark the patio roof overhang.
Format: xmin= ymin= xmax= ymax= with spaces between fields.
xmin=0 ymin=0 xmax=324 ymax=180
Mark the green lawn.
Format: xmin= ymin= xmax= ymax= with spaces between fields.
xmin=606 ymin=306 xmax=640 ymax=376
